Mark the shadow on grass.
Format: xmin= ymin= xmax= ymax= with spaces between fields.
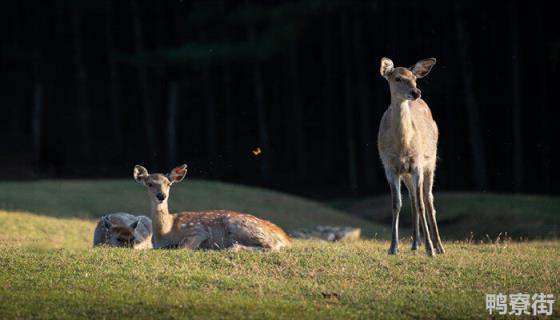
xmin=328 ymin=192 xmax=560 ymax=240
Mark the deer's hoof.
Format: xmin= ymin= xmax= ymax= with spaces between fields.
xmin=436 ymin=245 xmax=445 ymax=254
xmin=425 ymin=247 xmax=435 ymax=257
xmin=388 ymin=247 xmax=399 ymax=255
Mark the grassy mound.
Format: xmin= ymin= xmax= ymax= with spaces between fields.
xmin=0 ymin=180 xmax=381 ymax=236
xmin=330 ymin=192 xmax=560 ymax=240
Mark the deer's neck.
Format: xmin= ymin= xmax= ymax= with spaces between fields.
xmin=390 ymin=99 xmax=414 ymax=149
xmin=150 ymin=201 xmax=174 ymax=237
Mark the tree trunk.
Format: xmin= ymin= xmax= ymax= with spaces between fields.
xmin=201 ymin=63 xmax=218 ymax=174
xmin=341 ymin=14 xmax=358 ymax=192
xmin=320 ymin=15 xmax=335 ymax=177
xmin=508 ymin=0 xmax=524 ymax=192
xmin=386 ymin=1 xmax=399 ymax=56
xmin=453 ymin=2 xmax=487 ymax=189
xmin=104 ymin=0 xmax=123 ymax=154
xmin=245 ymin=7 xmax=270 ymax=181
xmin=351 ymin=10 xmax=375 ymax=190
xmin=535 ymin=2 xmax=551 ymax=193
xmin=130 ymin=0 xmax=157 ymax=166
xmin=70 ymin=2 xmax=92 ymax=160
xmin=252 ymin=62 xmax=271 ymax=181
xmin=10 ymin=4 xmax=22 ymax=138
xmin=31 ymin=83 xmax=43 ymax=166
xmin=288 ymin=42 xmax=307 ymax=177
xmin=223 ymin=64 xmax=235 ymax=170
xmin=167 ymin=82 xmax=178 ymax=168
xmin=439 ymin=8 xmax=458 ymax=189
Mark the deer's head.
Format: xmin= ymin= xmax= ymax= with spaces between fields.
xmin=101 ymin=215 xmax=152 ymax=248
xmin=380 ymin=57 xmax=436 ymax=101
xmin=133 ymin=164 xmax=187 ymax=204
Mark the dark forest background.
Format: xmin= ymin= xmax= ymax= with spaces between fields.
xmin=1 ymin=0 xmax=558 ymax=197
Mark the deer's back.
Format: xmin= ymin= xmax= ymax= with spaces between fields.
xmin=172 ymin=210 xmax=290 ymax=250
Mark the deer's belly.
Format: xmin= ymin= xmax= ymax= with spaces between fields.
xmin=381 ymin=152 xmax=431 ymax=174
xmin=199 ymin=229 xmax=234 ymax=249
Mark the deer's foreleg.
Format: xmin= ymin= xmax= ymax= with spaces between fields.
xmin=179 ymin=225 xmax=209 ymax=250
xmin=386 ymin=169 xmax=402 ymax=255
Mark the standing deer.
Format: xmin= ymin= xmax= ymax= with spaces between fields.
xmin=133 ymin=164 xmax=291 ymax=251
xmin=378 ymin=57 xmax=445 ymax=256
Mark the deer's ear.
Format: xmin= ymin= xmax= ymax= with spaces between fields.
xmin=102 ymin=216 xmax=112 ymax=229
xmin=129 ymin=220 xmax=139 ymax=230
xmin=411 ymin=58 xmax=436 ymax=78
xmin=380 ymin=57 xmax=394 ymax=78
xmin=133 ymin=165 xmax=149 ymax=184
xmin=168 ymin=164 xmax=187 ymax=184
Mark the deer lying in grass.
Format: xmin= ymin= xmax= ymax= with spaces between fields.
xmin=378 ymin=57 xmax=445 ymax=256
xmin=93 ymin=213 xmax=153 ymax=249
xmin=133 ymin=164 xmax=291 ymax=251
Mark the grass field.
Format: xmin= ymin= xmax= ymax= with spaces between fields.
xmin=0 ymin=180 xmax=559 ymax=319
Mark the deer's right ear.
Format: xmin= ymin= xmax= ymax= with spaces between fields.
xmin=129 ymin=219 xmax=139 ymax=230
xmin=133 ymin=165 xmax=149 ymax=184
xmin=380 ymin=57 xmax=394 ymax=79
xmin=168 ymin=164 xmax=188 ymax=184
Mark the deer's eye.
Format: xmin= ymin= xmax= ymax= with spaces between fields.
xmin=395 ymin=77 xmax=401 ymax=82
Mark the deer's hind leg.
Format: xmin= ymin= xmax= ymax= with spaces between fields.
xmin=403 ymin=175 xmax=421 ymax=251
xmin=228 ymin=243 xmax=265 ymax=252
xmin=423 ymin=170 xmax=445 ymax=254
xmin=412 ymin=170 xmax=434 ymax=256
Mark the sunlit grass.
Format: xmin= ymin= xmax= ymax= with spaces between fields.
xmin=0 ymin=219 xmax=558 ymax=319
xmin=0 ymin=180 xmax=558 ymax=319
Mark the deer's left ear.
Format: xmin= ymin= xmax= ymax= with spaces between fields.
xmin=168 ymin=164 xmax=187 ymax=184
xmin=102 ymin=216 xmax=112 ymax=229
xmin=411 ymin=58 xmax=436 ymax=78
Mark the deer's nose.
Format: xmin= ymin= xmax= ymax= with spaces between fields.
xmin=156 ymin=193 xmax=166 ymax=201
xmin=410 ymin=88 xmax=421 ymax=99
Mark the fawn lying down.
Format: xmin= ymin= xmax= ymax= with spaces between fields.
xmin=133 ymin=164 xmax=291 ymax=251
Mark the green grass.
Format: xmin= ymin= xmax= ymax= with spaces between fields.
xmin=330 ymin=192 xmax=560 ymax=240
xmin=0 ymin=179 xmax=381 ymax=236
xmin=0 ymin=181 xmax=559 ymax=319
xmin=1 ymin=234 xmax=558 ymax=319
